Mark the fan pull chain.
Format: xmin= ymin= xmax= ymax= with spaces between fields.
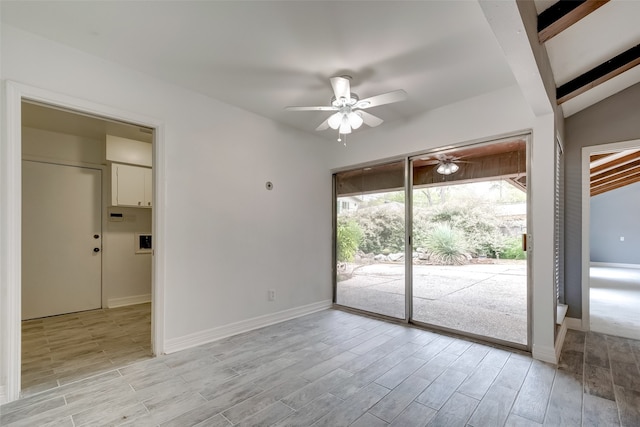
xmin=337 ymin=132 xmax=347 ymax=146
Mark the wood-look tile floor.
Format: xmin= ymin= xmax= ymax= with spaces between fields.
xmin=2 ymin=309 xmax=640 ymax=426
xmin=20 ymin=303 xmax=152 ymax=396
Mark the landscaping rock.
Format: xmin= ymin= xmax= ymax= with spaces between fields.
xmin=388 ymin=253 xmax=404 ymax=262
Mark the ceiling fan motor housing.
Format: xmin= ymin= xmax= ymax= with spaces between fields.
xmin=331 ymin=94 xmax=359 ymax=108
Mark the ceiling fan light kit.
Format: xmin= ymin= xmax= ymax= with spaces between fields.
xmin=436 ymin=161 xmax=459 ymax=175
xmin=284 ymin=75 xmax=407 ymax=144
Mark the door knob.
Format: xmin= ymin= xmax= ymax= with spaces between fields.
xmin=94 ymin=234 xmax=100 ymax=239
xmin=93 ymin=248 xmax=100 ymax=252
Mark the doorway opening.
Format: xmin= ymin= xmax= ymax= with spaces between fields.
xmin=0 ymin=80 xmax=164 ymax=403
xmin=334 ymin=136 xmax=530 ymax=349
xmin=20 ymin=101 xmax=155 ymax=394
xmin=584 ymin=142 xmax=640 ymax=340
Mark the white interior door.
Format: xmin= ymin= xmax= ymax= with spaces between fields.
xmin=22 ymin=161 xmax=102 ymax=320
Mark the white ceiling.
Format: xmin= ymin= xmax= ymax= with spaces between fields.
xmin=3 ymin=1 xmax=638 ymax=137
xmin=1 ymin=1 xmax=517 ymax=139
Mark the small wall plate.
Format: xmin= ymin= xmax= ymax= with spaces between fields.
xmin=135 ymin=233 xmax=152 ymax=254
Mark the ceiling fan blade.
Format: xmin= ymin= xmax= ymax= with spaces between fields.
xmin=358 ymin=111 xmax=383 ymax=127
xmin=285 ymin=106 xmax=338 ymax=111
xmin=316 ymin=118 xmax=330 ymax=131
xmin=355 ymin=89 xmax=408 ymax=109
xmin=330 ymin=76 xmax=351 ymax=101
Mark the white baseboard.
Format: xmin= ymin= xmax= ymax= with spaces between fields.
xmin=0 ymin=385 xmax=6 ymax=405
xmin=565 ymin=317 xmax=584 ymax=331
xmin=164 ymin=300 xmax=333 ymax=354
xmin=107 ymin=294 xmax=151 ymax=309
xmin=590 ymin=262 xmax=640 ymax=270
xmin=532 ymin=344 xmax=558 ymax=364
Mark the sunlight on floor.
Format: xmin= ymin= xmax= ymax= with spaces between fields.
xmin=590 ymin=266 xmax=640 ymax=340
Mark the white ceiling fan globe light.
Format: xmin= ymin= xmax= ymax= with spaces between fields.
xmin=339 ymin=116 xmax=352 ymax=134
xmin=348 ymin=111 xmax=364 ymax=129
xmin=436 ymin=161 xmax=459 ymax=175
xmin=328 ymin=112 xmax=342 ymax=130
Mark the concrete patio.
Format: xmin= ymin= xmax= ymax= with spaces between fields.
xmin=336 ymin=261 xmax=528 ymax=345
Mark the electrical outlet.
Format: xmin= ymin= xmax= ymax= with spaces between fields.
xmin=268 ymin=289 xmax=276 ymax=301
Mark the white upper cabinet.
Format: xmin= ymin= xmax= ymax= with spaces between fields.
xmin=112 ymin=163 xmax=152 ymax=207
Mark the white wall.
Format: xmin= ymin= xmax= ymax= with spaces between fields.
xmin=104 ymin=206 xmax=152 ymax=306
xmin=1 ymin=23 xmax=332 ymax=375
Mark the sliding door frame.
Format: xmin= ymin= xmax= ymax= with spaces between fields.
xmin=332 ymin=132 xmax=532 ymax=352
xmin=404 ymin=158 xmax=413 ymax=322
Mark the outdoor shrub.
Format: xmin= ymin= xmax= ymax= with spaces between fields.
xmin=412 ymin=209 xmax=432 ymax=249
xmin=431 ymin=202 xmax=503 ymax=257
xmin=500 ymin=236 xmax=527 ymax=259
xmin=336 ymin=217 xmax=363 ymax=262
xmin=354 ymin=203 xmax=405 ymax=254
xmin=425 ymin=223 xmax=469 ymax=265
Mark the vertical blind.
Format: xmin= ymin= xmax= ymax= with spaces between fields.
xmin=554 ymin=138 xmax=565 ymax=305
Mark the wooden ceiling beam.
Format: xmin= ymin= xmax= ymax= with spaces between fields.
xmin=592 ymin=169 xmax=640 ymax=189
xmin=538 ymin=0 xmax=610 ymax=43
xmin=592 ymin=168 xmax=640 ymax=190
xmin=590 ymin=152 xmax=615 ymax=162
xmin=591 ymin=159 xmax=640 ymax=184
xmin=591 ymin=171 xmax=640 ymax=196
xmin=557 ymin=44 xmax=640 ymax=105
xmin=590 ymin=151 xmax=640 ymax=175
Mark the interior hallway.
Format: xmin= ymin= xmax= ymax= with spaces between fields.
xmin=2 ymin=308 xmax=640 ymax=426
xmin=590 ymin=266 xmax=640 ymax=340
xmin=20 ymin=303 xmax=151 ymax=396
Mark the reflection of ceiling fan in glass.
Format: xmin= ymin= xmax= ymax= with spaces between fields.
xmin=419 ymin=154 xmax=475 ymax=176
xmin=285 ymin=76 xmax=407 ymax=143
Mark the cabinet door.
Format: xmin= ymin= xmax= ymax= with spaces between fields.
xmin=144 ymin=167 xmax=153 ymax=207
xmin=115 ymin=164 xmax=146 ymax=207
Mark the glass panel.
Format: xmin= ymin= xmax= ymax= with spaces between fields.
xmin=335 ymin=161 xmax=405 ymax=319
xmin=411 ymin=140 xmax=528 ymax=345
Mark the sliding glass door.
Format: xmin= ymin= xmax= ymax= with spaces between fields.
xmin=411 ymin=139 xmax=528 ymax=345
xmin=334 ymin=137 xmax=530 ymax=348
xmin=335 ymin=161 xmax=406 ymax=319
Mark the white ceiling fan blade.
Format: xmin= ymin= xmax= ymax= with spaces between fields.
xmin=330 ymin=76 xmax=351 ymax=102
xmin=285 ymin=106 xmax=338 ymax=111
xmin=358 ymin=111 xmax=383 ymax=127
xmin=316 ymin=118 xmax=330 ymax=131
xmin=355 ymin=89 xmax=407 ymax=109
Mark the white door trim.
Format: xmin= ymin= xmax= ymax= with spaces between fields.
xmin=2 ymin=80 xmax=166 ymax=403
xmin=581 ymin=138 xmax=640 ymax=333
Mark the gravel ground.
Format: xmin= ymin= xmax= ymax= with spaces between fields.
xmin=336 ymin=261 xmax=528 ymax=344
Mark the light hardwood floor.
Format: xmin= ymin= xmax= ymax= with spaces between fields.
xmin=2 ymin=308 xmax=640 ymax=426
xmin=20 ymin=303 xmax=152 ymax=396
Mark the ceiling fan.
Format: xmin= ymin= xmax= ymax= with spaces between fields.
xmin=420 ymin=154 xmax=474 ymax=175
xmin=285 ymin=76 xmax=407 ymax=143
